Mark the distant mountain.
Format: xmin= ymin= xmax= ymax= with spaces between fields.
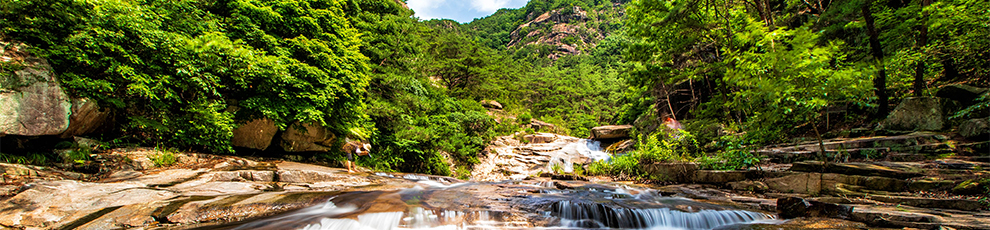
xmin=465 ymin=0 xmax=628 ymax=59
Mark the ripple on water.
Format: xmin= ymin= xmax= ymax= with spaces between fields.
xmin=229 ymin=178 xmax=778 ymax=230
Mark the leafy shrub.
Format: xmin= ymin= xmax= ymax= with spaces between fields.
xmin=698 ymin=135 xmax=761 ymax=170
xmin=2 ymin=0 xmax=371 ymax=153
xmin=518 ymin=112 xmax=533 ymax=124
xmin=149 ymin=148 xmax=178 ymax=167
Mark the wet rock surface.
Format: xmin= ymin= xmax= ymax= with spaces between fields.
xmin=471 ymin=133 xmax=608 ymax=181
xmin=0 ymin=131 xmax=987 ymax=229
xmin=0 ymin=149 xmax=406 ymax=229
xmin=589 ymin=125 xmax=633 ymax=140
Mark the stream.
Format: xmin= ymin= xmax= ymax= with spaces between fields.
xmin=226 ymin=174 xmax=778 ymax=230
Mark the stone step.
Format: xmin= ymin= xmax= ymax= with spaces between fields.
xmin=758 ymin=133 xmax=954 ymax=163
xmin=865 ymin=195 xmax=987 ymax=212
xmin=760 ymin=142 xmax=956 ymax=163
xmin=789 ymin=161 xmax=923 ymax=179
xmin=777 ymin=197 xmax=990 ymax=230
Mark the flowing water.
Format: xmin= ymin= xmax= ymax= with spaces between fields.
xmin=231 ymin=173 xmax=777 ymax=230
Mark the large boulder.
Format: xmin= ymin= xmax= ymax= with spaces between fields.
xmin=280 ymin=122 xmax=336 ymax=152
xmin=59 ymin=98 xmax=111 ymax=138
xmin=589 ymin=125 xmax=633 ymax=140
xmin=936 ymin=84 xmax=988 ymax=103
xmin=1 ymin=42 xmax=71 ymax=136
xmin=777 ymin=197 xmax=853 ymax=219
xmin=883 ymin=97 xmax=943 ymax=131
xmin=480 ymin=100 xmax=503 ymax=109
xmin=530 ymin=119 xmax=557 ymax=132
xmin=959 ymin=118 xmax=990 ymax=141
xmin=524 ymin=133 xmax=556 ymax=144
xmin=231 ymin=119 xmax=278 ymax=150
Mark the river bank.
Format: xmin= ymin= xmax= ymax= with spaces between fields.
xmin=1 ymin=130 xmax=987 ymax=229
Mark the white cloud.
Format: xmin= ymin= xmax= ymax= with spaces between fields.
xmin=470 ymin=0 xmax=510 ymax=13
xmin=407 ymin=0 xmax=447 ymax=10
xmin=407 ymin=0 xmax=529 ymax=22
xmin=407 ymin=0 xmax=448 ymax=20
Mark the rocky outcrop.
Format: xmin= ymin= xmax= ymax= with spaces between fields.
xmin=756 ymin=132 xmax=953 ymax=163
xmin=524 ymin=133 xmax=556 ymax=143
xmin=231 ymin=118 xmax=278 ymax=150
xmin=959 ymin=118 xmax=989 ymax=141
xmin=480 ymin=100 xmax=503 ymax=109
xmin=883 ymin=97 xmax=944 ymax=131
xmin=777 ymin=197 xmax=853 ymax=219
xmin=0 ymin=149 xmax=394 ymax=229
xmin=789 ymin=161 xmax=922 ymax=179
xmin=59 ymin=98 xmax=110 ymax=138
xmin=589 ymin=125 xmax=633 ymax=139
xmin=280 ymin=122 xmax=336 ymax=152
xmin=529 ymin=119 xmax=557 ymax=132
xmin=1 ymin=42 xmax=71 ymax=136
xmin=936 ymin=84 xmax=988 ymax=103
xmin=472 ymin=133 xmax=606 ymax=181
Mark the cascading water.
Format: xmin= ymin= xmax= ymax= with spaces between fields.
xmin=232 ymin=174 xmax=778 ymax=230
xmin=573 ymin=139 xmax=610 ymax=162
xmin=553 ymin=200 xmax=776 ymax=229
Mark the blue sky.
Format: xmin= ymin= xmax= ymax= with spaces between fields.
xmin=406 ymin=0 xmax=530 ymax=23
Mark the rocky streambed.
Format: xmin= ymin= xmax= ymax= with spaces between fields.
xmin=0 ymin=131 xmax=988 ymax=229
xmin=0 ymin=148 xmax=779 ymax=230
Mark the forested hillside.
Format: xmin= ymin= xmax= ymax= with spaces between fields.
xmin=2 ymin=0 xmax=987 ymax=177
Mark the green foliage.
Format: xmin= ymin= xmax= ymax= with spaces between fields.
xmin=551 ymin=163 xmax=563 ymax=174
xmin=2 ymin=0 xmax=371 ymax=153
xmin=518 ymin=112 xmax=533 ymax=124
xmin=454 ymin=165 xmax=472 ymax=180
xmin=55 ymin=141 xmax=92 ymax=164
xmin=698 ymin=134 xmax=760 ymax=170
xmin=149 ymin=148 xmax=178 ymax=167
xmin=0 ymin=152 xmax=49 ymax=165
xmin=952 ymin=93 xmax=990 ymax=120
xmin=587 ymin=129 xmax=700 ymax=180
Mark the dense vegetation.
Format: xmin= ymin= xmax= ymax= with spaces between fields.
xmin=2 ymin=0 xmax=987 ymax=177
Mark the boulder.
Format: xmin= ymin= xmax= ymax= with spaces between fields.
xmin=231 ymin=119 xmax=278 ymax=150
xmin=524 ymin=133 xmax=556 ymax=143
xmin=481 ymin=100 xmax=503 ymax=109
xmin=936 ymin=84 xmax=988 ymax=103
xmin=959 ymin=118 xmax=990 ymax=141
xmin=280 ymin=122 xmax=336 ymax=152
xmin=530 ymin=119 xmax=556 ymax=132
xmin=59 ymin=98 xmax=111 ymax=138
xmin=589 ymin=125 xmax=633 ymax=140
xmin=0 ymin=180 xmax=178 ymax=228
xmin=952 ymin=180 xmax=983 ymax=195
xmin=0 ymin=53 xmax=71 ymax=136
xmin=883 ymin=97 xmax=944 ymax=131
xmin=605 ymin=139 xmax=635 ymax=153
xmin=777 ymin=197 xmax=854 ymax=219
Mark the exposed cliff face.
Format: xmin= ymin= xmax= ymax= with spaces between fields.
xmin=506 ymin=4 xmax=625 ymax=59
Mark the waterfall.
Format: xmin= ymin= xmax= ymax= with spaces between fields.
xmin=296 ymin=208 xmax=496 ymax=230
xmin=576 ymin=139 xmax=610 ymax=162
xmin=553 ymin=201 xmax=776 ymax=229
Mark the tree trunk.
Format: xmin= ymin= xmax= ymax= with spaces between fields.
xmin=913 ymin=0 xmax=931 ymax=97
xmin=862 ymin=1 xmax=889 ymax=118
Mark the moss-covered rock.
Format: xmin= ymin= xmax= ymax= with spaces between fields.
xmin=959 ymin=118 xmax=990 ymax=141
xmin=883 ymin=97 xmax=944 ymax=131
xmin=0 ymin=41 xmax=71 ymax=136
